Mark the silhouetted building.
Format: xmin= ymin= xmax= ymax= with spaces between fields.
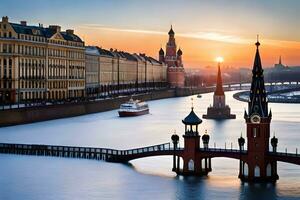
xmin=274 ymin=56 xmax=287 ymax=70
xmin=203 ymin=63 xmax=236 ymax=119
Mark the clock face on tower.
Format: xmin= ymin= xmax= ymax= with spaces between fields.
xmin=250 ymin=114 xmax=261 ymax=123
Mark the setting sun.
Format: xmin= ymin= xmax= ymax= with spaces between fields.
xmin=216 ymin=56 xmax=224 ymax=63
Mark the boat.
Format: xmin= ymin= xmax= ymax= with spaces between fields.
xmin=197 ymin=94 xmax=202 ymax=98
xmin=118 ymin=98 xmax=149 ymax=117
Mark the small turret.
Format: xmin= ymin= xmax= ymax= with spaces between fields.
xmin=182 ymin=107 xmax=202 ymax=136
xmin=202 ymin=130 xmax=210 ymax=149
xmin=171 ymin=133 xmax=179 ymax=146
xmin=159 ymin=48 xmax=165 ymax=62
xmin=238 ymin=133 xmax=245 ymax=150
xmin=271 ymin=134 xmax=278 ymax=152
xmin=177 ymin=48 xmax=182 ymax=56
xmin=168 ymin=25 xmax=175 ymax=36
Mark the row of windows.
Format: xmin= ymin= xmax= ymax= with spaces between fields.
xmin=20 ymin=34 xmax=46 ymax=43
xmin=49 ymin=39 xmax=84 ymax=47
xmin=69 ymin=82 xmax=85 ymax=88
xmin=48 ymin=81 xmax=67 ymax=89
xmin=0 ymin=81 xmax=12 ymax=89
xmin=0 ymin=43 xmax=84 ymax=59
xmin=0 ymin=31 xmax=12 ymax=38
xmin=20 ymin=81 xmax=45 ymax=89
xmin=19 ymin=89 xmax=85 ymax=100
xmin=20 ymin=91 xmax=46 ymax=100
xmin=48 ymin=66 xmax=66 ymax=79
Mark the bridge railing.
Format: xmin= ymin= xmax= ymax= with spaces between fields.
xmin=200 ymin=148 xmax=247 ymax=154
xmin=122 ymin=143 xmax=171 ymax=156
xmin=0 ymin=142 xmax=172 ymax=157
xmin=269 ymin=151 xmax=300 ymax=157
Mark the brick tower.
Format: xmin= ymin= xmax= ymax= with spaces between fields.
xmin=159 ymin=26 xmax=185 ymax=88
xmin=180 ymin=107 xmax=203 ymax=175
xmin=241 ymin=38 xmax=278 ymax=182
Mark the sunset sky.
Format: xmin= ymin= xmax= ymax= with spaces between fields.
xmin=1 ymin=0 xmax=300 ymax=68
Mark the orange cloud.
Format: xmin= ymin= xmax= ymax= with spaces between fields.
xmin=77 ymin=25 xmax=300 ymax=68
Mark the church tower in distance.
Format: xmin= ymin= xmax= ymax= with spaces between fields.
xmin=203 ymin=62 xmax=235 ymax=119
xmin=159 ymin=26 xmax=185 ymax=88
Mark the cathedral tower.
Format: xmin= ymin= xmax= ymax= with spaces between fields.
xmin=159 ymin=26 xmax=185 ymax=88
xmin=241 ymin=37 xmax=278 ymax=182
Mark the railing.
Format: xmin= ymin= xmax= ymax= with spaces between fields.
xmin=0 ymin=142 xmax=172 ymax=162
xmin=269 ymin=151 xmax=300 ymax=157
xmin=200 ymin=148 xmax=247 ymax=154
xmin=0 ymin=86 xmax=169 ymax=110
xmin=121 ymin=143 xmax=171 ymax=155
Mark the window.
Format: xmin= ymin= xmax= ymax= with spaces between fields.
xmin=3 ymin=59 xmax=7 ymax=78
xmin=253 ymin=128 xmax=257 ymax=138
xmin=3 ymin=44 xmax=7 ymax=53
xmin=8 ymin=59 xmax=12 ymax=78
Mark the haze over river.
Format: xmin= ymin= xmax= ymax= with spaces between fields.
xmin=0 ymin=91 xmax=300 ymax=200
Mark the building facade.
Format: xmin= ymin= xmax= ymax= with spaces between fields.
xmin=0 ymin=16 xmax=85 ymax=104
xmin=0 ymin=16 xmax=168 ymax=104
xmin=85 ymin=46 xmax=167 ymax=97
xmin=159 ymin=26 xmax=185 ymax=88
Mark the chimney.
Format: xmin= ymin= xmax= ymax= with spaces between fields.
xmin=66 ymin=29 xmax=74 ymax=35
xmin=49 ymin=25 xmax=61 ymax=33
xmin=20 ymin=21 xmax=27 ymax=26
xmin=2 ymin=16 xmax=8 ymax=23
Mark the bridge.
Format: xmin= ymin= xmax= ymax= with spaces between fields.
xmin=1 ymin=141 xmax=299 ymax=172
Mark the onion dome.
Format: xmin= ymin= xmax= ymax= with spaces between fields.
xmin=159 ymin=48 xmax=164 ymax=55
xmin=271 ymin=136 xmax=278 ymax=147
xmin=177 ymin=48 xmax=182 ymax=56
xmin=182 ymin=108 xmax=202 ymax=125
xmin=168 ymin=25 xmax=175 ymax=35
xmin=202 ymin=130 xmax=210 ymax=143
xmin=238 ymin=135 xmax=245 ymax=146
xmin=171 ymin=134 xmax=179 ymax=143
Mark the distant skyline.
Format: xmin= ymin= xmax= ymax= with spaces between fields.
xmin=1 ymin=0 xmax=300 ymax=68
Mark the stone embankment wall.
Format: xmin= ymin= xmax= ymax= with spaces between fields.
xmin=0 ymin=87 xmax=216 ymax=127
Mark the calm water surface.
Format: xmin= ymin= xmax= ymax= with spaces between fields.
xmin=0 ymin=91 xmax=300 ymax=200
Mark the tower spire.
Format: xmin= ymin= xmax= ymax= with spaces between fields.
xmin=168 ymin=25 xmax=175 ymax=35
xmin=215 ymin=62 xmax=224 ymax=95
xmin=279 ymin=55 xmax=282 ymax=65
xmin=247 ymin=36 xmax=268 ymax=118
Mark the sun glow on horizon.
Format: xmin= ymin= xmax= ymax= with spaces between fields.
xmin=216 ymin=56 xmax=224 ymax=63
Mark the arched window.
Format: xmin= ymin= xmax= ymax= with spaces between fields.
xmin=266 ymin=163 xmax=272 ymax=177
xmin=188 ymin=159 xmax=194 ymax=171
xmin=254 ymin=165 xmax=260 ymax=177
xmin=244 ymin=162 xmax=249 ymax=177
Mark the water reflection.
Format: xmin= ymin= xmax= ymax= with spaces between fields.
xmin=239 ymin=183 xmax=278 ymax=200
xmin=0 ymin=91 xmax=300 ymax=199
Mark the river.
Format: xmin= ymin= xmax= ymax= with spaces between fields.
xmin=0 ymin=91 xmax=299 ymax=200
